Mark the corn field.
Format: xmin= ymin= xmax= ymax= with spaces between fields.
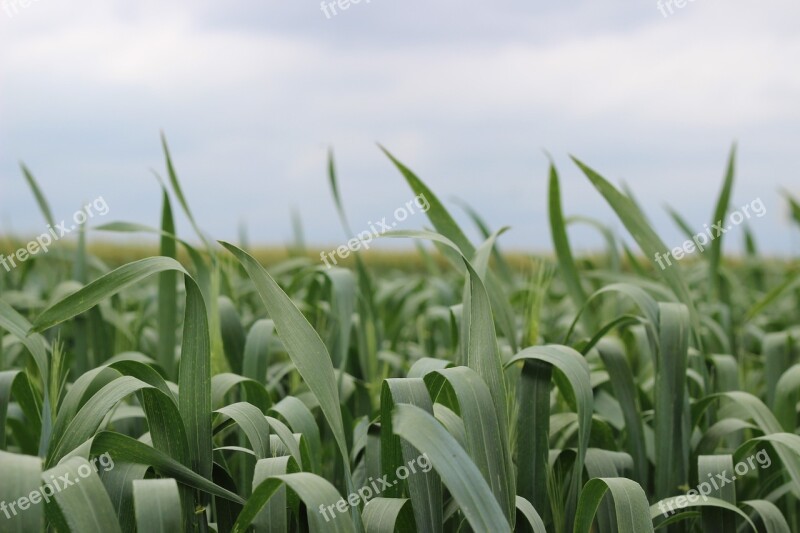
xmin=1 ymin=139 xmax=799 ymax=532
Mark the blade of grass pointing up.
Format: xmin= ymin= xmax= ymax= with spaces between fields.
xmin=327 ymin=149 xmax=380 ymax=383
xmin=548 ymin=162 xmax=590 ymax=326
xmin=425 ymin=366 xmax=515 ymax=523
xmin=161 ymin=133 xmax=211 ymax=250
xmin=219 ymin=241 xmax=363 ymax=532
xmin=572 ymin=157 xmax=702 ymax=349
xmin=665 ymin=205 xmax=697 ymax=243
xmin=20 ymin=163 xmax=56 ymax=227
xmin=654 ymin=302 xmax=690 ymax=501
xmin=379 ymin=145 xmax=473 ymax=257
xmin=507 ymin=345 xmax=593 ymax=531
xmin=219 ymin=242 xmax=349 ymax=460
xmin=452 ymin=197 xmax=515 ymax=281
xmin=574 ymin=478 xmax=654 ymax=533
xmin=382 ymin=230 xmax=510 ymax=435
xmin=158 ymin=189 xmax=178 ymax=377
xmin=327 ymin=148 xmax=355 ymax=237
xmin=0 ymin=299 xmax=52 ymax=454
xmin=179 ymin=277 xmax=213 ymax=484
xmin=709 ymin=144 xmax=737 ymax=301
xmin=392 ymin=404 xmax=511 ymax=532
xmin=380 ymin=146 xmax=518 ymax=352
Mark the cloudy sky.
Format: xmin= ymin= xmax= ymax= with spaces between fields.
xmin=1 ymin=0 xmax=799 ymax=256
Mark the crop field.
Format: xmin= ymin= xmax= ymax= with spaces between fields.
xmin=1 ymin=142 xmax=799 ymax=533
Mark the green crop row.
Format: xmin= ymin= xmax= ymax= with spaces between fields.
xmin=1 ymin=138 xmax=799 ymax=532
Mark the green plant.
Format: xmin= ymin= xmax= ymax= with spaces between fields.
xmin=0 ymin=142 xmax=798 ymax=532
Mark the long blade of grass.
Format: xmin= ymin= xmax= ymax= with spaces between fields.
xmin=708 ymin=145 xmax=737 ymax=300
xmin=574 ymin=477 xmax=654 ymax=533
xmin=548 ymin=163 xmax=589 ymax=317
xmin=44 ymin=457 xmax=123 ymax=533
xmin=133 ymin=479 xmax=183 ymax=533
xmin=654 ymin=303 xmax=690 ymax=500
xmin=507 ymin=345 xmax=593 ymax=531
xmin=391 ymin=404 xmax=510 ymax=532
xmin=571 ymin=157 xmax=702 ymax=349
xmin=0 ymin=450 xmax=43 ymax=532
xmin=31 ymin=257 xmax=188 ymax=332
xmin=158 ymin=189 xmax=178 ymax=377
xmin=20 ymin=163 xmax=55 ymax=227
xmin=219 ymin=242 xmax=361 ymax=530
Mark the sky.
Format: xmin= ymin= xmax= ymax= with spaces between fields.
xmin=1 ymin=0 xmax=799 ymax=257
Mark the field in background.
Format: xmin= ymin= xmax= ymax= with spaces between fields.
xmin=1 ymin=240 xmax=791 ymax=275
xmin=1 ymin=141 xmax=800 ymax=532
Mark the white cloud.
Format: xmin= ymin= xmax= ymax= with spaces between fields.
xmin=1 ymin=0 xmax=798 ymax=253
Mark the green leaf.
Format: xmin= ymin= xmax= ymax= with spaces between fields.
xmin=572 ymin=157 xmax=702 ymax=349
xmin=133 ymin=479 xmax=183 ymax=533
xmin=381 ymin=230 xmax=510 ymax=456
xmin=31 ymin=257 xmax=189 ymax=332
xmin=99 ymin=462 xmax=149 ymax=533
xmin=741 ymin=500 xmax=791 ymax=533
xmin=20 ymin=163 xmax=55 ymax=227
xmin=232 ymin=472 xmax=356 ymax=533
xmin=0 ymin=298 xmax=52 ymax=454
xmin=574 ymin=478 xmax=654 ymax=533
xmin=650 ymin=495 xmax=756 ymax=531
xmin=514 ymin=496 xmax=547 ymax=533
xmin=654 ymin=303 xmax=690 ymax=499
xmin=513 ymin=357 xmax=552 ymax=519
xmin=220 ymin=242 xmax=347 ymax=460
xmin=774 ymin=364 xmax=800 ymax=432
xmin=380 ymin=378 xmax=442 ymax=532
xmin=216 ymin=402 xmax=272 ymax=459
xmin=391 ymin=404 xmax=510 ymax=532
xmin=158 ymin=189 xmax=178 ymax=377
xmin=424 ymin=367 xmax=514 ymax=522
xmin=219 ymin=296 xmax=246 ymax=375
xmin=219 ymin=242 xmax=360 ymax=529
xmin=379 ymin=146 xmax=473 ymax=257
xmin=745 ymin=269 xmax=800 ymax=322
xmin=548 ymin=162 xmax=589 ymax=318
xmin=242 ymin=319 xmax=275 ymax=383
xmin=179 ymin=278 xmax=213 ymax=484
xmin=380 ymin=150 xmax=520 ymax=354
xmin=698 ymin=455 xmax=737 ymax=532
xmin=270 ymin=396 xmax=322 ymax=474
xmin=594 ymin=341 xmax=648 ymax=487
xmin=44 ymin=457 xmax=123 ymax=533
xmin=508 ymin=345 xmax=593 ymax=530
xmin=362 ymin=498 xmax=415 ymax=533
xmin=0 ymin=450 xmax=43 ymax=532
xmin=708 ymin=145 xmax=736 ymax=300
xmin=90 ymin=432 xmax=244 ymax=504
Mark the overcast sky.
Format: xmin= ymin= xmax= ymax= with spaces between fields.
xmin=1 ymin=0 xmax=799 ymax=256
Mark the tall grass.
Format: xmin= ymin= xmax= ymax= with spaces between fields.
xmin=0 ymin=142 xmax=799 ymax=532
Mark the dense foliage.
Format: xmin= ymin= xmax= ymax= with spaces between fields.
xmin=1 ymin=141 xmax=799 ymax=532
